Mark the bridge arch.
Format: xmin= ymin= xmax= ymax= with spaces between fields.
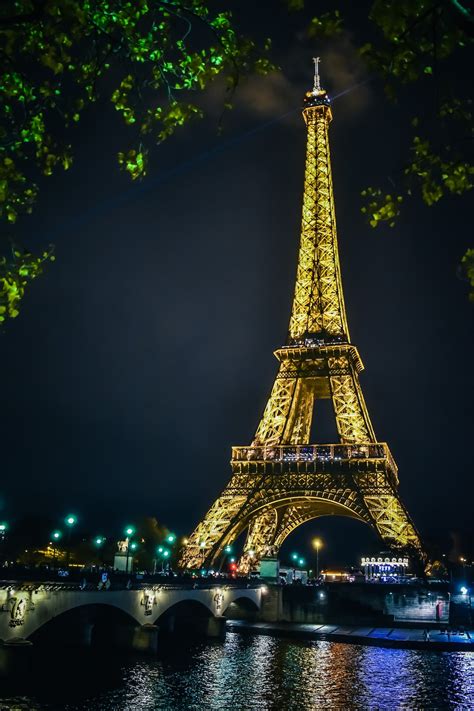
xmin=154 ymin=598 xmax=215 ymax=637
xmin=29 ymin=602 xmax=139 ymax=646
xmin=222 ymin=595 xmax=259 ymax=621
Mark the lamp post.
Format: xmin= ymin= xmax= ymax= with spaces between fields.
xmin=312 ymin=538 xmax=323 ymax=580
xmin=156 ymin=546 xmax=170 ymax=573
xmin=124 ymin=526 xmax=135 ymax=574
xmin=219 ymin=544 xmax=233 ymax=572
xmin=51 ymin=530 xmax=62 ymax=570
xmin=0 ymin=522 xmax=7 ymax=565
xmin=290 ymin=552 xmax=300 ymax=581
xmin=129 ymin=541 xmax=138 ymax=572
xmin=94 ymin=536 xmax=105 ymax=567
xmin=64 ymin=514 xmax=77 ymax=568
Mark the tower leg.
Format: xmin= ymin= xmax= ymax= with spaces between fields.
xmin=240 ymin=509 xmax=279 ymax=573
xmin=362 ymin=490 xmax=423 ymax=553
xmin=329 ymin=356 xmax=375 ymax=443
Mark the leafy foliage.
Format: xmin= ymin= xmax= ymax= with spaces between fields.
xmin=361 ymin=188 xmax=403 ymax=228
xmin=0 ymin=0 xmax=273 ymax=323
xmin=461 ymin=248 xmax=474 ymax=301
xmin=0 ymin=244 xmax=54 ymax=323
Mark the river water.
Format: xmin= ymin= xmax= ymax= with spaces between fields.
xmin=1 ymin=632 xmax=473 ymax=710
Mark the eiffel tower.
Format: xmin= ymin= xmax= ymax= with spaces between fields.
xmin=179 ymin=60 xmax=424 ymax=572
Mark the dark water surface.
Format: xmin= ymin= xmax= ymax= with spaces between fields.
xmin=1 ymin=632 xmax=473 ymax=710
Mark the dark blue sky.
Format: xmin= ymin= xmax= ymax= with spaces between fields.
xmin=1 ymin=1 xmax=473 ymax=565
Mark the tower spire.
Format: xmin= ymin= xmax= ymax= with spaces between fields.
xmin=312 ymin=56 xmax=321 ymax=93
xmin=291 ymin=58 xmax=348 ymax=345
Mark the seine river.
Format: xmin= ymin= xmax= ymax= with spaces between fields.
xmin=2 ymin=632 xmax=473 ymax=710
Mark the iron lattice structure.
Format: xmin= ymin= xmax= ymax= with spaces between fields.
xmin=179 ymin=71 xmax=424 ymax=573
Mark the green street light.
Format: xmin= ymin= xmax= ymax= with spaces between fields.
xmin=124 ymin=525 xmax=135 ymax=537
xmin=163 ymin=550 xmax=170 ymax=558
xmin=224 ymin=545 xmax=233 ymax=554
xmin=230 ymin=557 xmax=236 ymax=563
xmin=157 ymin=546 xmax=164 ymax=554
xmin=130 ymin=542 xmax=138 ymax=551
xmin=166 ymin=533 xmax=176 ymax=543
xmin=65 ymin=514 xmax=77 ymax=527
xmin=0 ymin=522 xmax=7 ymax=533
xmin=291 ymin=552 xmax=299 ymax=561
xmin=94 ymin=536 xmax=105 ymax=546
xmin=299 ymin=558 xmax=306 ymax=567
xmin=51 ymin=530 xmax=62 ymax=569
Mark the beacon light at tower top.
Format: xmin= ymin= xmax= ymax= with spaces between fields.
xmin=178 ymin=58 xmax=425 ymax=573
xmin=303 ymin=56 xmax=332 ymax=110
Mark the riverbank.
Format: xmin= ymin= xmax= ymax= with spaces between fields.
xmin=227 ymin=620 xmax=474 ymax=652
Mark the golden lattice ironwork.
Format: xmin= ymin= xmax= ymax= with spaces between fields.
xmin=179 ymin=68 xmax=424 ymax=572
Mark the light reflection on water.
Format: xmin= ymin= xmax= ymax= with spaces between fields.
xmin=1 ymin=632 xmax=473 ymax=710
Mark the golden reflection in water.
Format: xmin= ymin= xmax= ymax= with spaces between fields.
xmin=2 ymin=633 xmax=474 ymax=709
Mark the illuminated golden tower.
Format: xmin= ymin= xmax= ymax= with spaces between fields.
xmin=179 ymin=59 xmax=424 ymax=572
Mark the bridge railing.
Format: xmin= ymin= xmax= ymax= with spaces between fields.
xmin=0 ymin=577 xmax=264 ymax=592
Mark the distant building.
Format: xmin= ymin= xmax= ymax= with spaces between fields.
xmin=278 ymin=566 xmax=308 ymax=584
xmin=361 ymin=555 xmax=410 ymax=582
xmin=320 ymin=569 xmax=363 ymax=583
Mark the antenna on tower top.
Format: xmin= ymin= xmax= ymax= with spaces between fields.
xmin=312 ymin=56 xmax=321 ymax=93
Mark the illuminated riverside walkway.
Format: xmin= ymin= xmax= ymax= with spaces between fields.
xmin=228 ymin=620 xmax=474 ymax=651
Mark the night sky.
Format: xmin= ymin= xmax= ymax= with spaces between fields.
xmin=1 ymin=2 xmax=473 ymax=565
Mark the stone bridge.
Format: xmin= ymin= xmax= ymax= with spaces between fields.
xmin=0 ymin=579 xmax=264 ymax=669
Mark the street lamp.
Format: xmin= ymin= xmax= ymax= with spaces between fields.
xmin=312 ymin=538 xmax=323 ymax=579
xmin=124 ymin=525 xmax=136 ymax=574
xmin=64 ymin=514 xmax=77 ymax=568
xmin=93 ymin=536 xmax=105 ymax=566
xmin=51 ymin=530 xmax=62 ymax=569
xmin=0 ymin=522 xmax=7 ymax=564
xmin=155 ymin=545 xmax=170 ymax=573
xmin=162 ymin=548 xmax=170 ymax=572
xmin=166 ymin=533 xmax=176 ymax=544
